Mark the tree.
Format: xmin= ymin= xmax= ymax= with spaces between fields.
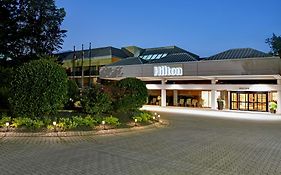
xmin=114 ymin=78 xmax=148 ymax=113
xmin=81 ymin=85 xmax=112 ymax=115
xmin=0 ymin=0 xmax=66 ymax=63
xmin=9 ymin=58 xmax=68 ymax=117
xmin=266 ymin=33 xmax=281 ymax=58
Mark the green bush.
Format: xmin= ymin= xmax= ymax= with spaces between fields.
xmin=12 ymin=117 xmax=45 ymax=130
xmin=0 ymin=113 xmax=11 ymax=127
xmin=81 ymin=85 xmax=112 ymax=115
xmin=9 ymin=58 xmax=68 ymax=117
xmin=103 ymin=116 xmax=120 ymax=126
xmin=0 ymin=66 xmax=13 ymax=109
xmin=133 ymin=111 xmax=152 ymax=123
xmin=56 ymin=115 xmax=97 ymax=131
xmin=114 ymin=78 xmax=148 ymax=113
xmin=65 ymin=79 xmax=80 ymax=109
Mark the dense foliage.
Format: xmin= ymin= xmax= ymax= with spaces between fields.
xmin=114 ymin=78 xmax=148 ymax=113
xmin=0 ymin=0 xmax=66 ymax=63
xmin=266 ymin=33 xmax=281 ymax=58
xmin=9 ymin=59 xmax=68 ymax=117
xmin=81 ymin=85 xmax=112 ymax=115
xmin=64 ymin=79 xmax=80 ymax=109
xmin=0 ymin=66 xmax=13 ymax=109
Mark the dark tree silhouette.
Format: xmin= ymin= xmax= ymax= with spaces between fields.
xmin=0 ymin=0 xmax=66 ymax=63
xmin=266 ymin=33 xmax=281 ymax=58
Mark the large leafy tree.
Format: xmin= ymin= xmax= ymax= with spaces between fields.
xmin=266 ymin=33 xmax=281 ymax=58
xmin=0 ymin=0 xmax=66 ymax=63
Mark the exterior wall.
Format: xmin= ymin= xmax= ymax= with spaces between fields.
xmin=100 ymin=57 xmax=281 ymax=79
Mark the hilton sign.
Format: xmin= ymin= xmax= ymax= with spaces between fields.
xmin=153 ymin=65 xmax=183 ymax=76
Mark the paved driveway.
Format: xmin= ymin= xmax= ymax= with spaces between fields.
xmin=1 ymin=112 xmax=281 ymax=175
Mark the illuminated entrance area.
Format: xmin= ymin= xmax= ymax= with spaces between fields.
xmin=230 ymin=92 xmax=270 ymax=112
xmin=148 ymin=89 xmax=212 ymax=108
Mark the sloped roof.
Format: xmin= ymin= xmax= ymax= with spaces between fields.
xmin=56 ymin=46 xmax=130 ymax=61
xmin=204 ymin=48 xmax=270 ymax=60
xmin=108 ymin=57 xmax=144 ymax=66
xmin=140 ymin=46 xmax=199 ymax=59
xmin=149 ymin=53 xmax=198 ymax=64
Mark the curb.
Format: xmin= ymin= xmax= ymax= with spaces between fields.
xmin=0 ymin=120 xmax=169 ymax=137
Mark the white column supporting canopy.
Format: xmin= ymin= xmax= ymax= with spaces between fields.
xmin=276 ymin=79 xmax=281 ymax=114
xmin=161 ymin=79 xmax=166 ymax=107
xmin=211 ymin=79 xmax=217 ymax=110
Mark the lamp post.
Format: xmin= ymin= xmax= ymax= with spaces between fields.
xmin=157 ymin=114 xmax=161 ymax=122
xmin=134 ymin=118 xmax=138 ymax=126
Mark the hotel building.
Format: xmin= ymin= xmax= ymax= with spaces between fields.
xmin=99 ymin=46 xmax=281 ymax=114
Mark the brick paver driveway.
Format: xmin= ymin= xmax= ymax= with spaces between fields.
xmin=1 ymin=112 xmax=281 ymax=175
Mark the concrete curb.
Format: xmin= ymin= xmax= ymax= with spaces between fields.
xmin=0 ymin=121 xmax=168 ymax=137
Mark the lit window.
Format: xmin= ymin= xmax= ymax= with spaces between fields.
xmin=142 ymin=55 xmax=148 ymax=59
xmin=156 ymin=54 xmax=162 ymax=59
xmin=151 ymin=54 xmax=158 ymax=59
xmin=162 ymin=53 xmax=168 ymax=57
xmin=146 ymin=54 xmax=153 ymax=60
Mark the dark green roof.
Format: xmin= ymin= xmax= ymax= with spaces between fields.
xmin=204 ymin=48 xmax=271 ymax=60
xmin=149 ymin=53 xmax=198 ymax=63
xmin=56 ymin=46 xmax=130 ymax=61
xmin=109 ymin=57 xmax=143 ymax=66
xmin=140 ymin=46 xmax=199 ymax=59
xmin=108 ymin=52 xmax=198 ymax=66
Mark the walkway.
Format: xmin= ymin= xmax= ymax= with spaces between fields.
xmin=1 ymin=111 xmax=281 ymax=174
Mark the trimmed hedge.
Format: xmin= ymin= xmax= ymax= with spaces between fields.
xmin=9 ymin=59 xmax=68 ymax=117
xmin=114 ymin=78 xmax=148 ymax=113
xmin=81 ymin=85 xmax=112 ymax=115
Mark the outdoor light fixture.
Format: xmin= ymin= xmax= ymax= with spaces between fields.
xmin=154 ymin=112 xmax=157 ymax=116
xmin=5 ymin=122 xmax=9 ymax=132
xmin=134 ymin=118 xmax=137 ymax=126
xmin=53 ymin=121 xmax=57 ymax=132
xmin=102 ymin=120 xmax=105 ymax=129
xmin=152 ymin=116 xmax=155 ymax=120
xmin=157 ymin=114 xmax=161 ymax=122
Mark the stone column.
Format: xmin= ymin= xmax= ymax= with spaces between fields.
xmin=173 ymin=90 xmax=178 ymax=106
xmin=276 ymin=79 xmax=281 ymax=114
xmin=211 ymin=79 xmax=216 ymax=110
xmin=161 ymin=79 xmax=166 ymax=107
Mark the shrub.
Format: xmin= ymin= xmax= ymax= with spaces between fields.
xmin=81 ymin=85 xmax=112 ymax=115
xmin=65 ymin=80 xmax=80 ymax=109
xmin=56 ymin=115 xmax=97 ymax=131
xmin=0 ymin=113 xmax=11 ymax=127
xmin=113 ymin=78 xmax=148 ymax=113
xmin=103 ymin=116 xmax=120 ymax=126
xmin=12 ymin=117 xmax=45 ymax=130
xmin=83 ymin=115 xmax=97 ymax=127
xmin=133 ymin=111 xmax=153 ymax=123
xmin=0 ymin=66 xmax=13 ymax=109
xmin=9 ymin=58 xmax=68 ymax=117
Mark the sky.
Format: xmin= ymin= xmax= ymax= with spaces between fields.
xmin=56 ymin=0 xmax=281 ymax=57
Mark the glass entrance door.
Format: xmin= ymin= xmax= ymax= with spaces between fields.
xmin=230 ymin=92 xmax=268 ymax=112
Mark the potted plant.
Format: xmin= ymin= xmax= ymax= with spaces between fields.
xmin=217 ymin=98 xmax=224 ymax=110
xmin=269 ymin=101 xmax=277 ymax=113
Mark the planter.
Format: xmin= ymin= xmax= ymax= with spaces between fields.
xmin=217 ymin=101 xmax=224 ymax=110
xmin=270 ymin=109 xmax=276 ymax=114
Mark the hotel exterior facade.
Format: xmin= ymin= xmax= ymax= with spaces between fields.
xmin=99 ymin=46 xmax=281 ymax=114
